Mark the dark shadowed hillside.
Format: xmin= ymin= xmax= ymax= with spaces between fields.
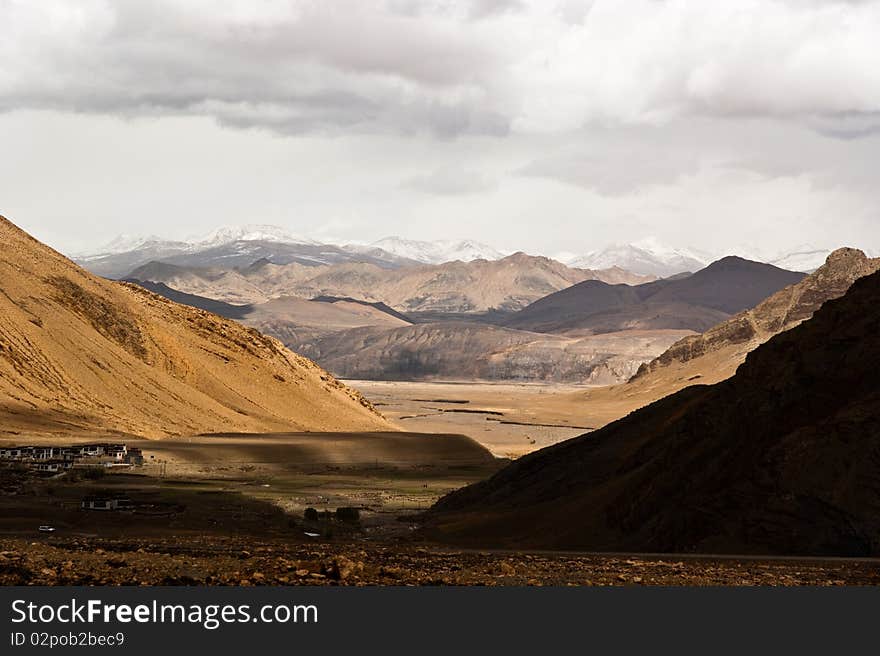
xmin=426 ymin=268 xmax=880 ymax=556
xmin=123 ymin=279 xmax=253 ymax=319
xmin=505 ymin=256 xmax=805 ymax=334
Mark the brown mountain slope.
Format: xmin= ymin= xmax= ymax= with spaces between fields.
xmin=128 ymin=253 xmax=656 ymax=313
xmin=0 ymin=216 xmax=389 ymax=438
xmin=628 ymin=247 xmax=880 ymax=390
xmin=425 ymin=268 xmax=880 ymax=556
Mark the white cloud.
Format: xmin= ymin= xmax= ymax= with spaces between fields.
xmin=511 ymin=0 xmax=880 ymax=131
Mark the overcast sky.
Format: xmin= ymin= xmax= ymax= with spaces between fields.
xmin=2 ymin=0 xmax=880 ymax=258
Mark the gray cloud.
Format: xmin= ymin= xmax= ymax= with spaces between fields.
xmin=403 ymin=167 xmax=499 ymax=195
xmin=0 ymin=1 xmax=508 ymax=137
xmin=3 ymin=1 xmax=880 ymax=139
xmin=519 ymin=148 xmax=700 ymax=196
xmin=810 ymin=113 xmax=880 ymax=140
xmin=467 ymin=0 xmax=525 ymax=19
xmin=819 ymin=124 xmax=880 ymax=140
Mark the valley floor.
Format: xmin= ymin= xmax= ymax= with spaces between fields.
xmin=2 ymin=430 xmax=880 ymax=586
xmin=349 ymin=379 xmax=601 ymax=458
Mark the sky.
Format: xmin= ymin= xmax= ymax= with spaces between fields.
xmin=1 ymin=0 xmax=880 ymax=259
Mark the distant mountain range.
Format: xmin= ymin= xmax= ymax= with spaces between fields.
xmin=72 ymin=223 xmax=865 ymax=279
xmin=126 ymin=252 xmax=653 ymax=313
xmin=75 ymin=226 xmax=509 ymax=278
xmin=128 ymin=252 xmax=808 ymax=385
xmin=561 ymin=240 xmax=867 ymax=277
xmin=75 ymin=226 xmax=421 ymax=278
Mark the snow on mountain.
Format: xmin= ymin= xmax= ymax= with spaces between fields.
xmin=767 ymin=248 xmax=834 ymax=273
xmin=369 ymin=236 xmax=506 ymax=264
xmin=74 ymin=234 xmax=179 ymax=258
xmin=723 ymin=243 xmax=857 ymax=273
xmin=192 ymin=224 xmax=319 ymax=248
xmin=79 ymin=224 xmax=318 ymax=259
xmin=565 ymin=240 xmax=710 ymax=277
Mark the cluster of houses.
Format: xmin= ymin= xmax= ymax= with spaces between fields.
xmin=81 ymin=495 xmax=135 ymax=511
xmin=0 ymin=443 xmax=144 ymax=474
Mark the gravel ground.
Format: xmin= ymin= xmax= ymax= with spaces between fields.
xmin=2 ymin=536 xmax=879 ymax=586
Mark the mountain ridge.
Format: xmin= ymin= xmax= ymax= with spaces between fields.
xmin=505 ymin=256 xmax=805 ymax=334
xmin=127 ymin=252 xmax=655 ymax=314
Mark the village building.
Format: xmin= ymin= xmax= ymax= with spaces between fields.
xmin=81 ymin=496 xmax=135 ymax=511
xmin=0 ymin=442 xmax=143 ymax=472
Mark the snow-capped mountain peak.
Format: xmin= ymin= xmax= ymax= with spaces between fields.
xmin=193 ymin=224 xmax=319 ymax=248
xmin=369 ymin=236 xmax=506 ymax=264
xmin=565 ymin=240 xmax=709 ymax=277
xmin=79 ymin=233 xmax=169 ymax=257
xmin=720 ymin=243 xmax=840 ymax=273
xmin=630 ymin=237 xmax=713 ymax=265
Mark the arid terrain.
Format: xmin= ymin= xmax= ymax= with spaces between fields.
xmin=124 ymin=252 xmax=809 ymax=385
xmin=0 ymin=431 xmax=499 ymax=542
xmin=1 ymin=438 xmax=877 ymax=587
xmin=0 ymin=216 xmax=388 ymax=438
xmin=4 ymin=536 xmax=879 ymax=586
xmin=128 ymin=252 xmax=653 ymax=313
xmin=298 ymin=325 xmax=692 ymax=384
xmin=352 ymin=380 xmax=596 ymax=458
xmin=3 ymin=216 xmax=880 ymax=586
xmin=556 ymin=247 xmax=880 ymax=422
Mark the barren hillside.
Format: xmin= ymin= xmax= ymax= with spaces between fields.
xmin=0 ymin=216 xmax=390 ymax=438
xmin=626 ymin=248 xmax=880 ymax=393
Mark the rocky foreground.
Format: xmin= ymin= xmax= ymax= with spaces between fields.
xmin=1 ymin=537 xmax=878 ymax=586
